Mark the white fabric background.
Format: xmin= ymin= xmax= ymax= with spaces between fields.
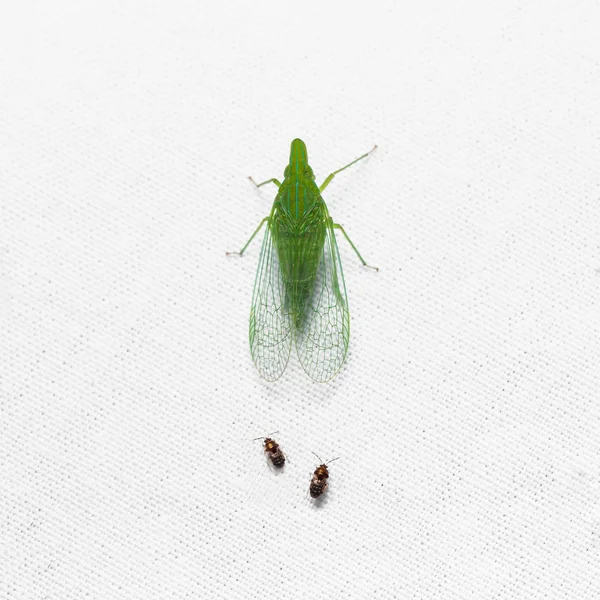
xmin=1 ymin=1 xmax=599 ymax=598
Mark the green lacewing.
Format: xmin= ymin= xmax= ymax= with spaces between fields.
xmin=227 ymin=139 xmax=377 ymax=382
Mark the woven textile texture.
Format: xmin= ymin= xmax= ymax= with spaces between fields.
xmin=1 ymin=1 xmax=600 ymax=598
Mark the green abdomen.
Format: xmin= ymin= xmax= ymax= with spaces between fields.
xmin=276 ymin=225 xmax=326 ymax=329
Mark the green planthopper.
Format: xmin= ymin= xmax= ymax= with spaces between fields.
xmin=227 ymin=139 xmax=378 ymax=382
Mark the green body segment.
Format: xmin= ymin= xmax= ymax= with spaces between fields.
xmin=272 ymin=140 xmax=326 ymax=328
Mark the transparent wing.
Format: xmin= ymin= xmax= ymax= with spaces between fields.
xmin=249 ymin=218 xmax=293 ymax=381
xmin=296 ymin=207 xmax=350 ymax=382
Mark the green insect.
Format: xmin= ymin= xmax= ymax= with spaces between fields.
xmin=227 ymin=139 xmax=378 ymax=382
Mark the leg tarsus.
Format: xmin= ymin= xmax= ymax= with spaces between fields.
xmin=226 ymin=217 xmax=269 ymax=256
xmin=332 ymin=222 xmax=379 ymax=271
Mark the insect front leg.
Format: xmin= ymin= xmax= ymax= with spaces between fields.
xmin=226 ymin=217 xmax=269 ymax=256
xmin=332 ymin=222 xmax=379 ymax=271
xmin=319 ymin=145 xmax=377 ymax=193
xmin=249 ymin=177 xmax=282 ymax=189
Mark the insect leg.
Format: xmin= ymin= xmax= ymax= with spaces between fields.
xmin=318 ymin=145 xmax=377 ymax=193
xmin=332 ymin=222 xmax=379 ymax=271
xmin=226 ymin=217 xmax=269 ymax=256
xmin=249 ymin=177 xmax=282 ymax=189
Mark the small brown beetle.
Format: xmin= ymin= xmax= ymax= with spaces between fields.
xmin=309 ymin=452 xmax=339 ymax=498
xmin=253 ymin=431 xmax=286 ymax=469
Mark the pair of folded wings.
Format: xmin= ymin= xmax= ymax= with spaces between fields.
xmin=249 ymin=207 xmax=350 ymax=382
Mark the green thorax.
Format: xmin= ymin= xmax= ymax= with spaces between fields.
xmin=272 ymin=139 xmax=327 ymax=327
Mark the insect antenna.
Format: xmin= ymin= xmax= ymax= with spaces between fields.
xmin=253 ymin=430 xmax=280 ymax=441
xmin=312 ymin=452 xmax=340 ymax=465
